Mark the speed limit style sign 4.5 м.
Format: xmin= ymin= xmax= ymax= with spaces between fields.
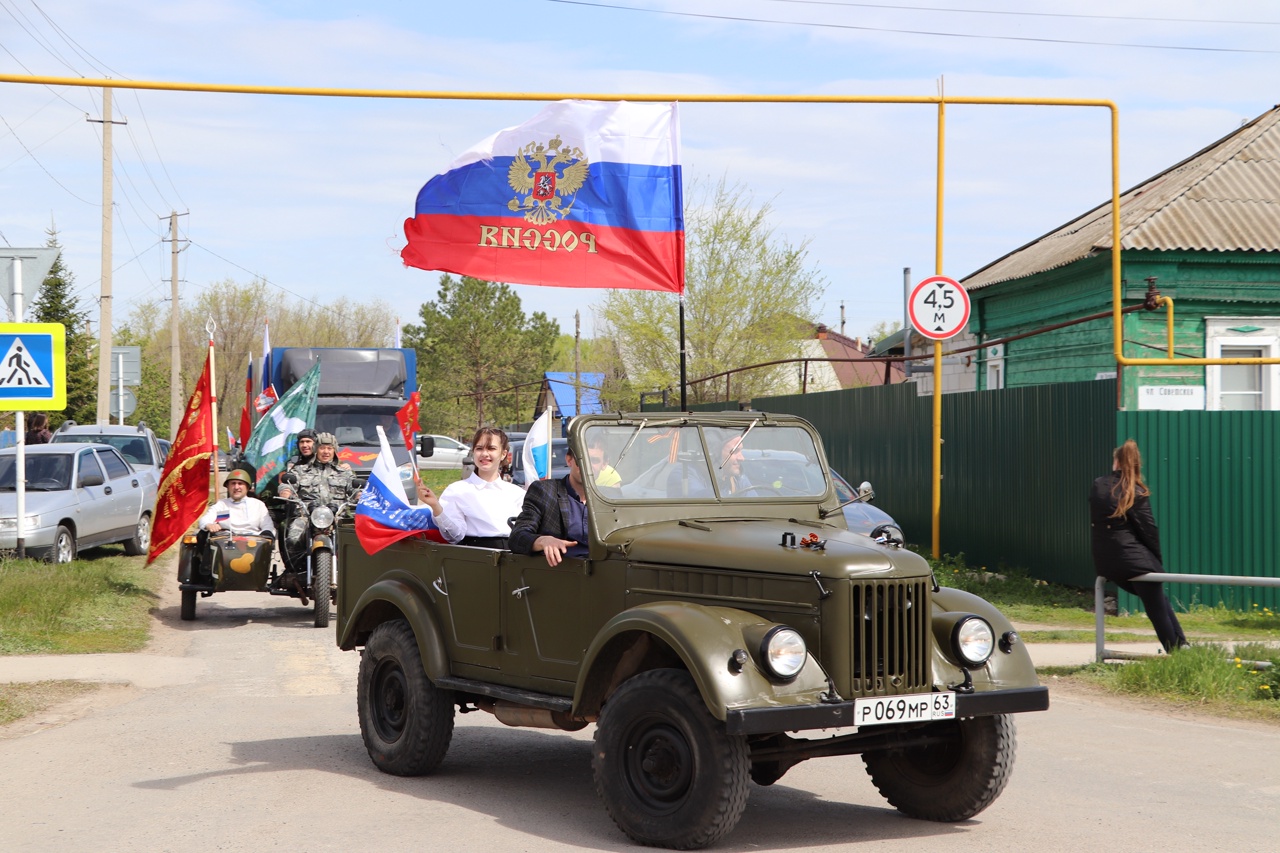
xmin=908 ymin=275 xmax=971 ymax=341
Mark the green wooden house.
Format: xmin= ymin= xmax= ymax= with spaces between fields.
xmin=963 ymin=104 xmax=1280 ymax=411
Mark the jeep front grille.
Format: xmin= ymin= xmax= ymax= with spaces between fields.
xmin=849 ymin=579 xmax=930 ymax=695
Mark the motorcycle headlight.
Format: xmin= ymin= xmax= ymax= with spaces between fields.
xmin=309 ymin=505 xmax=335 ymax=529
xmin=759 ymin=625 xmax=807 ymax=681
xmin=951 ymin=616 xmax=995 ymax=667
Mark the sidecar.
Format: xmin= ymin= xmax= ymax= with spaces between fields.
xmin=177 ymin=530 xmax=275 ymax=621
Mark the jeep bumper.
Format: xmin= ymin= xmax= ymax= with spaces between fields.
xmin=723 ymin=685 xmax=1049 ymax=736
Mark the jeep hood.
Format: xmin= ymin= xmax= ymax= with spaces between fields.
xmin=605 ymin=518 xmax=929 ymax=579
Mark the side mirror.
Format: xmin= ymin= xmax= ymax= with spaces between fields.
xmin=80 ymin=471 xmax=105 ymax=488
xmin=417 ymin=434 xmax=435 ymax=459
xmin=280 ymin=471 xmax=298 ymax=486
xmin=857 ymin=481 xmax=875 ymax=502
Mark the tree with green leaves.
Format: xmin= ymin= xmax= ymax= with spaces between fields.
xmin=119 ymin=278 xmax=397 ymax=441
xmin=595 ymin=177 xmax=825 ymax=407
xmin=404 ymin=275 xmax=559 ymax=435
xmin=28 ymin=228 xmax=96 ymax=427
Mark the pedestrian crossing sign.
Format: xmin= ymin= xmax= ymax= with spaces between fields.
xmin=0 ymin=323 xmax=66 ymax=410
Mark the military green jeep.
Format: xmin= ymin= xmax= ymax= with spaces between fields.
xmin=336 ymin=412 xmax=1048 ymax=849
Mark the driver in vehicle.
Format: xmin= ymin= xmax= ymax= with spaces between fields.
xmin=716 ymin=433 xmax=752 ymax=495
xmin=199 ymin=469 xmax=274 ymax=536
xmin=278 ymin=432 xmax=360 ymax=549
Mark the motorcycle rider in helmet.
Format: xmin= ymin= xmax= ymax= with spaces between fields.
xmin=278 ymin=432 xmax=360 ymax=552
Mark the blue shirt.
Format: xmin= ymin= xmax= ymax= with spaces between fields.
xmin=564 ymin=479 xmax=590 ymax=558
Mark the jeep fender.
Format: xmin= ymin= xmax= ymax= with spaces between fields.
xmin=574 ymin=601 xmax=832 ymax=722
xmin=931 ymin=586 xmax=1040 ymax=690
xmin=338 ymin=574 xmax=450 ymax=681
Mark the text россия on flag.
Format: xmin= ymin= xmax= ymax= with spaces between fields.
xmin=401 ymin=100 xmax=684 ymax=294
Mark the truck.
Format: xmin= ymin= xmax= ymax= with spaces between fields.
xmin=269 ymin=347 xmax=417 ymax=479
xmin=336 ymin=411 xmax=1048 ymax=849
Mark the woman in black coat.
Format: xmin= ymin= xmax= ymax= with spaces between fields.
xmin=1089 ymin=439 xmax=1188 ymax=653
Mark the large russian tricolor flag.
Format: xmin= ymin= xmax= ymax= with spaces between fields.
xmin=402 ymin=100 xmax=684 ymax=294
xmin=355 ymin=427 xmax=445 ymax=555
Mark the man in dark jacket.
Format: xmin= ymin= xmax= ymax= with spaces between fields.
xmin=510 ymin=445 xmax=590 ymax=566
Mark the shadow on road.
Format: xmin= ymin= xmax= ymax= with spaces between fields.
xmin=131 ymin=722 xmax=974 ymax=850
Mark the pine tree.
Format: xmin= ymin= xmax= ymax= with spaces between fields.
xmin=29 ymin=228 xmax=97 ymax=427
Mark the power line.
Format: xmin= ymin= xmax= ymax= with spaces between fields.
xmin=0 ymin=111 xmax=96 ymax=204
xmin=761 ymin=0 xmax=1280 ymax=27
xmin=187 ymin=240 xmax=350 ymax=321
xmin=546 ymin=0 xmax=1280 ymax=54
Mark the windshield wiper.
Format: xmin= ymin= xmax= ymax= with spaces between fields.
xmin=818 ymin=488 xmax=874 ymax=519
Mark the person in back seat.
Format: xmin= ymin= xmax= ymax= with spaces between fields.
xmin=417 ymin=427 xmax=524 ymax=548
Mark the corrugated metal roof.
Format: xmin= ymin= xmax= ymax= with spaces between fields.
xmin=965 ymin=105 xmax=1280 ymax=290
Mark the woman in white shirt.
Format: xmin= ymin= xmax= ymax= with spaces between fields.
xmin=418 ymin=427 xmax=526 ymax=548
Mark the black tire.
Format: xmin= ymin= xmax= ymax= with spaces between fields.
xmin=312 ymin=551 xmax=332 ymax=628
xmin=357 ymin=619 xmax=454 ymax=776
xmin=863 ymin=714 xmax=1017 ymax=822
xmin=593 ymin=669 xmax=750 ymax=850
xmin=47 ymin=525 xmax=76 ymax=564
xmin=123 ymin=513 xmax=151 ymax=556
xmin=180 ymin=589 xmax=197 ymax=621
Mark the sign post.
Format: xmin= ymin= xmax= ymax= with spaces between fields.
xmin=908 ymin=275 xmax=970 ymax=560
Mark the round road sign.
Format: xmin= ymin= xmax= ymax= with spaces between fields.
xmin=908 ymin=275 xmax=971 ymax=341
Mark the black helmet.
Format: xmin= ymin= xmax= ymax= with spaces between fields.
xmin=297 ymin=428 xmax=317 ymax=442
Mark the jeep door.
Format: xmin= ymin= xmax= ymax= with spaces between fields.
xmin=435 ymin=546 xmax=503 ymax=674
xmin=498 ymin=553 xmax=593 ymax=687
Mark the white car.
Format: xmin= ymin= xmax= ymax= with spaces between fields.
xmin=0 ymin=443 xmax=156 ymax=562
xmin=416 ymin=434 xmax=470 ymax=470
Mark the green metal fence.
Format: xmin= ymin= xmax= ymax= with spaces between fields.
xmin=1117 ymin=410 xmax=1280 ymax=612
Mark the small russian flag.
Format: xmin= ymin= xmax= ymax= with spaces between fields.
xmin=355 ymin=426 xmax=445 ymax=555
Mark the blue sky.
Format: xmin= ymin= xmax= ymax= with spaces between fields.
xmin=1 ymin=0 xmax=1277 ymax=347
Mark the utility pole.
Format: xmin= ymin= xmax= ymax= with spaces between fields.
xmin=164 ymin=211 xmax=189 ymax=437
xmin=89 ymin=87 xmax=125 ymax=425
xmin=574 ymin=310 xmax=581 ymax=418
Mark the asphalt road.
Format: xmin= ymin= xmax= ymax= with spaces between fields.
xmin=1 ymin=569 xmax=1278 ymax=852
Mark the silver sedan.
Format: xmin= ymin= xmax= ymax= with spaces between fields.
xmin=0 ymin=443 xmax=156 ymax=562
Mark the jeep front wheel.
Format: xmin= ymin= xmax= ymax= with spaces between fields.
xmin=862 ymin=714 xmax=1016 ymax=821
xmin=593 ymin=668 xmax=749 ymax=849
xmin=357 ymin=619 xmax=453 ymax=776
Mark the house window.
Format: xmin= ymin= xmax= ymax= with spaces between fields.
xmin=1205 ymin=318 xmax=1280 ymax=411
xmin=1219 ymin=346 xmax=1263 ymax=410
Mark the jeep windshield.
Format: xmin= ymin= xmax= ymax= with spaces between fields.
xmin=581 ymin=421 xmax=828 ymax=501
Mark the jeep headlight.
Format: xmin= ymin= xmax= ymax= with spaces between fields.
xmin=760 ymin=626 xmax=806 ymax=681
xmin=309 ymin=505 xmax=335 ymax=529
xmin=951 ymin=616 xmax=995 ymax=667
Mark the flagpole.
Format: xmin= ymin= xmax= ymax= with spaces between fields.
xmin=678 ymin=295 xmax=687 ymax=410
xmin=206 ymin=319 xmax=219 ymax=503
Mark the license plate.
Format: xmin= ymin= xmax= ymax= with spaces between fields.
xmin=853 ymin=691 xmax=956 ymax=727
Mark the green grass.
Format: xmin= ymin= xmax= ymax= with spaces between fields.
xmin=0 ymin=547 xmax=163 ymax=655
xmin=1068 ymin=643 xmax=1280 ymax=722
xmin=419 ymin=468 xmax=463 ymax=492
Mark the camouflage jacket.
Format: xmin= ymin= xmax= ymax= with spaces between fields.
xmin=289 ymin=459 xmax=359 ymax=509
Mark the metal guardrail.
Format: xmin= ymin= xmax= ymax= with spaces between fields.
xmin=1094 ymin=574 xmax=1280 ymax=664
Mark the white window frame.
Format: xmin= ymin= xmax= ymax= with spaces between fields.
xmin=1204 ymin=317 xmax=1280 ymax=411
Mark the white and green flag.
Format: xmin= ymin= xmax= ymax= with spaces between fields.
xmin=244 ymin=361 xmax=321 ymax=493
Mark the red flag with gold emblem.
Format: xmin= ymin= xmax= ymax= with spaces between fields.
xmin=147 ymin=349 xmax=214 ymax=564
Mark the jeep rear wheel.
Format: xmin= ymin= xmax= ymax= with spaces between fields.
xmin=357 ymin=619 xmax=453 ymax=776
xmin=593 ymin=668 xmax=749 ymax=849
xmin=863 ymin=714 xmax=1016 ymax=821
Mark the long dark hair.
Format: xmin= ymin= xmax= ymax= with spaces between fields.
xmin=1109 ymin=439 xmax=1149 ymax=519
